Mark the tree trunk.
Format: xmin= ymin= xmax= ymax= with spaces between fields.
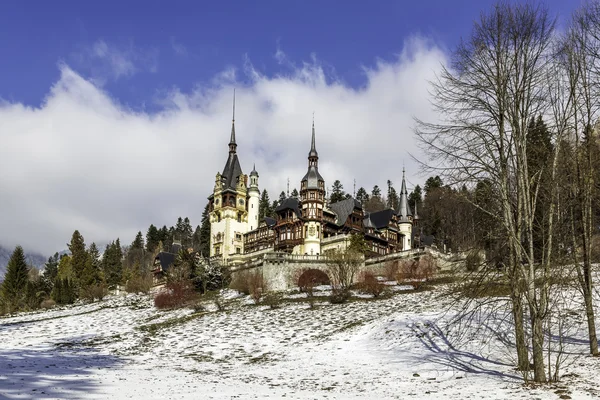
xmin=583 ymin=281 xmax=599 ymax=355
xmin=531 ymin=310 xmax=547 ymax=383
xmin=512 ymin=291 xmax=530 ymax=371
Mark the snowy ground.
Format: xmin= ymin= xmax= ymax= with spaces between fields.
xmin=1 ymin=281 xmax=599 ymax=399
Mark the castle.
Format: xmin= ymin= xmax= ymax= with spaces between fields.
xmin=208 ymin=102 xmax=417 ymax=265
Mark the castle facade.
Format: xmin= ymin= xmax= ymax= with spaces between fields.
xmin=208 ymin=109 xmax=416 ymax=264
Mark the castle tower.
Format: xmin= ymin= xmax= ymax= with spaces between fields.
xmin=209 ymin=91 xmax=249 ymax=260
xmin=300 ymin=117 xmax=325 ymax=255
xmin=396 ymin=168 xmax=413 ymax=251
xmin=248 ymin=164 xmax=260 ymax=231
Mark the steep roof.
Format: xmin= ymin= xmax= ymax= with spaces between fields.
xmin=367 ymin=209 xmax=397 ymax=230
xmin=220 ymin=90 xmax=243 ymax=190
xmin=155 ymin=252 xmax=176 ymax=273
xmin=329 ymin=197 xmax=362 ymax=226
xmin=397 ymin=168 xmax=412 ymax=222
xmin=250 ymin=163 xmax=258 ymax=177
xmin=221 ymin=153 xmax=243 ymax=190
xmin=275 ymin=197 xmax=302 ymax=218
xmin=301 ymin=166 xmax=324 ymax=189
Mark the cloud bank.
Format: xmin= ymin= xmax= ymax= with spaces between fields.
xmin=0 ymin=37 xmax=447 ymax=255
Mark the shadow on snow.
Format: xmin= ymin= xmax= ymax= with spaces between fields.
xmin=411 ymin=321 xmax=522 ymax=380
xmin=0 ymin=340 xmax=124 ymax=398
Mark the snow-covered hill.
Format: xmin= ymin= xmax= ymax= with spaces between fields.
xmin=0 ymin=284 xmax=598 ymax=399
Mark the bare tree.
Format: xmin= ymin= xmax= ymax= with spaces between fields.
xmin=558 ymin=2 xmax=600 ymax=356
xmin=415 ymin=2 xmax=558 ymax=382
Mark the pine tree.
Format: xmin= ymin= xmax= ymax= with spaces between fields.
xmin=291 ymin=188 xmax=299 ymax=197
xmin=42 ymin=252 xmax=60 ymax=294
xmin=259 ymin=190 xmax=271 ymax=220
xmin=279 ymin=191 xmax=287 ymax=203
xmin=1 ymin=246 xmax=29 ymax=312
xmin=102 ymin=240 xmax=123 ymax=288
xmin=192 ymin=225 xmax=202 ymax=252
xmin=364 ymin=185 xmax=386 ymax=212
xmin=81 ymin=242 xmax=102 ymax=289
xmin=356 ymin=187 xmax=368 ymax=203
xmin=200 ymin=203 xmax=211 ymax=256
xmin=159 ymin=225 xmax=169 ymax=250
xmin=146 ymin=224 xmax=160 ymax=253
xmin=132 ymin=231 xmax=144 ymax=250
xmin=408 ymin=185 xmax=423 ymax=212
xmin=330 ymin=180 xmax=345 ymax=203
xmin=424 ymin=176 xmax=443 ymax=197
xmin=175 ymin=217 xmax=184 ymax=239
xmin=68 ymin=230 xmax=87 ymax=286
xmin=387 ymin=180 xmax=399 ymax=210
xmin=182 ymin=217 xmax=193 ymax=248
xmin=371 ymin=185 xmax=381 ymax=198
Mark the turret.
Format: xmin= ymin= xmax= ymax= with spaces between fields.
xmin=248 ymin=164 xmax=260 ymax=231
xmin=397 ymin=168 xmax=413 ymax=251
xmin=300 ymin=116 xmax=325 ymax=255
xmin=209 ymin=90 xmax=249 ymax=260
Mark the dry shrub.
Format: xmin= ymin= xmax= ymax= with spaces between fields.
xmin=248 ymin=270 xmax=268 ymax=304
xmin=230 ymin=269 xmax=268 ymax=304
xmin=263 ymin=292 xmax=283 ymax=309
xmin=126 ymin=273 xmax=153 ymax=294
xmin=79 ymin=283 xmax=108 ymax=302
xmin=359 ymin=271 xmax=386 ymax=297
xmin=154 ymin=280 xmax=198 ymax=310
xmin=329 ymin=289 xmax=351 ymax=304
xmin=396 ymin=256 xmax=438 ymax=290
xmin=384 ymin=260 xmax=400 ymax=281
xmin=40 ymin=299 xmax=56 ymax=309
xmin=155 ymin=263 xmax=198 ymax=310
xmin=418 ymin=255 xmax=437 ymax=282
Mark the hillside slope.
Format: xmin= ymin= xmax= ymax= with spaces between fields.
xmin=0 ymin=285 xmax=598 ymax=399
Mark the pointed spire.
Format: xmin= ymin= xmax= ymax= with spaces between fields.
xmin=229 ymin=89 xmax=237 ymax=153
xmin=308 ymin=112 xmax=318 ymax=159
xmin=398 ymin=167 xmax=412 ymax=221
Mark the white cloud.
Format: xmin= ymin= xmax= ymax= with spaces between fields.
xmin=0 ymin=37 xmax=447 ymax=255
xmin=75 ymin=40 xmax=159 ymax=82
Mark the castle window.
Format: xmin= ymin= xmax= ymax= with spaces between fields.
xmin=236 ymin=247 xmax=241 ymax=254
xmin=310 ymin=192 xmax=315 ymax=199
xmin=236 ymin=234 xmax=242 ymax=241
xmin=238 ymin=213 xmax=242 ymax=223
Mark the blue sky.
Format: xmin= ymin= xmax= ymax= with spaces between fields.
xmin=0 ymin=0 xmax=584 ymax=254
xmin=0 ymin=0 xmax=578 ymax=109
